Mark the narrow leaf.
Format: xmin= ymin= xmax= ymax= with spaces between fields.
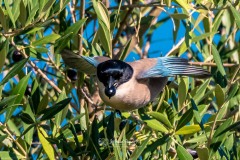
xmin=212 ymin=45 xmax=226 ymax=76
xmin=20 ymin=113 xmax=35 ymax=124
xmin=40 ymin=98 xmax=71 ymax=121
xmin=216 ymin=121 xmax=240 ymax=137
xmin=178 ymin=77 xmax=188 ymax=109
xmin=147 ymin=111 xmax=173 ymax=129
xmin=0 ymin=58 xmax=28 ymax=86
xmin=176 ymin=125 xmax=203 ymax=135
xmin=5 ymin=73 xmax=31 ymax=122
xmin=37 ymin=127 xmax=55 ymax=159
xmin=215 ymin=84 xmax=225 ymax=107
xmin=230 ymin=4 xmax=240 ymax=28
xmin=177 ymin=145 xmax=193 ymax=160
xmin=176 ymin=109 xmax=193 ymax=131
xmin=32 ymin=34 xmax=61 ymax=46
xmin=0 ymin=39 xmax=9 ymax=72
xmin=130 ymin=133 xmax=151 ymax=159
xmin=4 ymin=0 xmax=16 ymax=28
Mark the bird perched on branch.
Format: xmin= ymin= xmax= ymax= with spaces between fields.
xmin=61 ymin=50 xmax=211 ymax=111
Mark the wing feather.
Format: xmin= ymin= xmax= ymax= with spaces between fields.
xmin=137 ymin=57 xmax=211 ymax=79
xmin=61 ymin=49 xmax=110 ymax=75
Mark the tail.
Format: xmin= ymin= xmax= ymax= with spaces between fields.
xmin=162 ymin=57 xmax=211 ymax=78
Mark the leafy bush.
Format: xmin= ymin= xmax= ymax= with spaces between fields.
xmin=0 ymin=0 xmax=239 ymax=159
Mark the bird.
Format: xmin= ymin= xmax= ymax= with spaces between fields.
xmin=61 ymin=49 xmax=211 ymax=111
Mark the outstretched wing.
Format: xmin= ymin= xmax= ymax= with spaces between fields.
xmin=61 ymin=49 xmax=110 ymax=75
xmin=137 ymin=57 xmax=211 ymax=79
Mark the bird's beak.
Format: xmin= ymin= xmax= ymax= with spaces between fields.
xmin=108 ymin=76 xmax=114 ymax=88
xmin=105 ymin=76 xmax=116 ymax=99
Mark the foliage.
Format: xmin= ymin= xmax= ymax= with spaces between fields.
xmin=0 ymin=0 xmax=239 ymax=159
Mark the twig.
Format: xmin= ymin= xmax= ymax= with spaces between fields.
xmin=189 ymin=62 xmax=238 ymax=67
xmin=10 ymin=38 xmax=62 ymax=93
xmin=108 ymin=2 xmax=237 ymax=11
xmin=228 ymin=65 xmax=240 ymax=88
xmin=69 ymin=1 xmax=76 ymax=23
xmin=0 ymin=122 xmax=28 ymax=158
xmin=46 ymin=53 xmax=71 ymax=83
xmin=79 ymin=0 xmax=85 ymax=55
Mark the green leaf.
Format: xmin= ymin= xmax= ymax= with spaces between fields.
xmin=176 ymin=109 xmax=193 ymax=131
xmin=55 ymin=89 xmax=69 ymax=127
xmin=191 ymin=99 xmax=203 ymax=129
xmin=19 ymin=0 xmax=27 ymax=26
xmin=41 ymin=0 xmax=55 ymax=14
xmin=26 ymin=27 xmax=44 ymax=35
xmin=226 ymin=83 xmax=239 ymax=101
xmin=37 ymin=92 xmax=49 ymax=114
xmin=32 ymin=34 xmax=61 ymax=46
xmin=4 ymin=0 xmax=16 ymax=28
xmin=119 ymin=38 xmax=132 ymax=61
xmin=185 ymin=133 xmax=209 ymax=143
xmin=130 ymin=133 xmax=151 ymax=159
xmin=0 ymin=95 xmax=19 ymax=113
xmin=147 ymin=111 xmax=173 ymax=129
xmin=0 ymin=7 xmax=8 ymax=31
xmin=20 ymin=113 xmax=35 ymax=124
xmin=55 ymin=18 xmax=87 ymax=53
xmin=210 ymin=118 xmax=232 ymax=155
xmin=98 ymin=22 xmax=112 ymax=55
xmin=178 ymin=77 xmax=188 ymax=109
xmin=40 ymin=98 xmax=71 ymax=121
xmin=230 ymin=3 xmax=240 ymax=29
xmin=0 ymin=151 xmax=24 ymax=159
xmin=31 ymin=79 xmax=41 ymax=113
xmin=212 ymin=10 xmax=224 ymax=32
xmin=165 ymin=101 xmax=175 ymax=125
xmin=12 ymin=0 xmax=21 ymax=22
xmin=174 ymin=0 xmax=192 ymax=11
xmin=5 ymin=73 xmax=31 ymax=122
xmin=37 ymin=127 xmax=55 ymax=159
xmin=196 ymin=147 xmax=209 ymax=160
xmin=92 ymin=0 xmax=111 ymax=55
xmin=192 ymin=32 xmax=217 ymax=42
xmin=142 ymin=117 xmax=168 ymax=133
xmin=92 ymin=0 xmax=110 ymax=29
xmin=171 ymin=13 xmax=189 ymax=19
xmin=192 ymin=79 xmax=210 ymax=104
xmin=215 ymin=84 xmax=225 ymax=107
xmin=212 ymin=45 xmax=226 ymax=76
xmin=26 ymin=5 xmax=39 ymax=25
xmin=216 ymin=121 xmax=240 ymax=137
xmin=176 ymin=125 xmax=203 ymax=135
xmin=0 ymin=58 xmax=28 ymax=86
xmin=177 ymin=145 xmax=193 ymax=160
xmin=0 ymin=39 xmax=9 ymax=72
xmin=142 ymin=134 xmax=170 ymax=155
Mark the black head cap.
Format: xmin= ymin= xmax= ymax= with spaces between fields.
xmin=97 ymin=60 xmax=133 ymax=98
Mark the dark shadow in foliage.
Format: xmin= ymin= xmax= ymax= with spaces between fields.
xmin=212 ymin=68 xmax=227 ymax=88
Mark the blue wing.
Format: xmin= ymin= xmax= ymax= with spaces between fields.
xmin=61 ymin=49 xmax=110 ymax=75
xmin=137 ymin=57 xmax=211 ymax=79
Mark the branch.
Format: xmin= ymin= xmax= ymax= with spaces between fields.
xmin=108 ymin=2 xmax=237 ymax=11
xmin=79 ymin=0 xmax=85 ymax=55
xmin=69 ymin=1 xmax=76 ymax=23
xmin=189 ymin=62 xmax=238 ymax=67
xmin=0 ymin=122 xmax=28 ymax=158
